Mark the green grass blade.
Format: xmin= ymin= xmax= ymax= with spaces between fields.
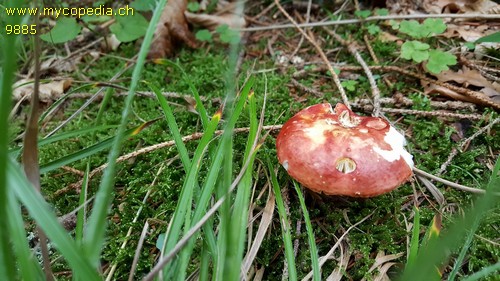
xmin=7 ymin=187 xmax=43 ymax=281
xmin=0 ymin=1 xmax=21 ymax=277
xmin=8 ymin=158 xmax=100 ymax=280
xmin=461 ymin=262 xmax=500 ymax=281
xmin=146 ymin=82 xmax=191 ymax=170
xmin=399 ymin=156 xmax=500 ymax=281
xmin=39 ymin=121 xmax=153 ymax=174
xmin=268 ymin=159 xmax=298 ymax=281
xmin=225 ymin=85 xmax=259 ymax=280
xmin=75 ymin=162 xmax=90 ymax=244
xmin=172 ymin=76 xmax=255 ymax=278
xmin=406 ymin=206 xmax=420 ymax=270
xmin=153 ymin=59 xmax=209 ymax=128
xmin=293 ymin=181 xmax=321 ymax=281
xmin=38 ymin=83 xmax=96 ymax=124
xmin=160 ymin=112 xmax=221 ymax=274
xmin=9 ymin=125 xmax=117 ymax=158
xmin=82 ymin=0 xmax=167 ymax=265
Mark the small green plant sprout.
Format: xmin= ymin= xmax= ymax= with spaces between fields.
xmin=341 ymin=80 xmax=358 ymax=92
xmin=195 ymin=29 xmax=213 ymax=42
xmin=354 ymin=10 xmax=371 ymax=19
xmin=187 ymin=1 xmax=201 ymax=12
xmin=40 ymin=17 xmax=81 ymax=44
xmin=393 ymin=18 xmax=457 ymax=74
xmin=215 ymin=24 xmax=241 ymax=44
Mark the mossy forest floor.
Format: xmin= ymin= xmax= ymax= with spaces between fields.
xmin=9 ymin=2 xmax=500 ymax=280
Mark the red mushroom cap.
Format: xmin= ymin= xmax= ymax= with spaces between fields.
xmin=276 ymin=103 xmax=413 ymax=197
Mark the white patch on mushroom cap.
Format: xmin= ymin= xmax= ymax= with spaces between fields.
xmin=373 ymin=126 xmax=414 ymax=168
xmin=282 ymin=160 xmax=289 ymax=171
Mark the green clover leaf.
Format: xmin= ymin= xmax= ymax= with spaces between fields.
xmin=187 ymin=2 xmax=200 ymax=12
xmin=195 ymin=29 xmax=212 ymax=42
xmin=399 ymin=20 xmax=422 ymax=38
xmin=40 ymin=17 xmax=82 ymax=43
xmin=421 ymin=19 xmax=446 ymax=37
xmin=375 ymin=8 xmax=389 ymax=16
xmin=341 ymin=80 xmax=358 ymax=92
xmin=354 ymin=10 xmax=371 ymax=19
xmin=109 ymin=13 xmax=148 ymax=42
xmin=401 ymin=41 xmax=430 ymax=63
xmin=425 ymin=50 xmax=457 ymax=74
xmin=216 ymin=24 xmax=240 ymax=44
xmin=367 ymin=24 xmax=381 ymax=35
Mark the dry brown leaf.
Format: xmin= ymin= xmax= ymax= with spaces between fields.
xmin=423 ymin=0 xmax=499 ymax=14
xmin=148 ymin=0 xmax=197 ymax=59
xmin=437 ymin=67 xmax=500 ymax=93
xmin=184 ymin=11 xmax=246 ymax=31
xmin=185 ymin=0 xmax=246 ymax=32
xmin=422 ymin=67 xmax=500 ymax=106
xmin=13 ymin=78 xmax=73 ymax=103
xmin=442 ymin=24 xmax=489 ymax=42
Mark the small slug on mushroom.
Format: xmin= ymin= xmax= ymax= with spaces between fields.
xmin=276 ymin=103 xmax=413 ymax=197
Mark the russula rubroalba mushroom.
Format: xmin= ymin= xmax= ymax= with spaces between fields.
xmin=276 ymin=103 xmax=413 ymax=197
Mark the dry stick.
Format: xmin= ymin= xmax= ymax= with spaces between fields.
xmin=301 ymin=212 xmax=374 ymax=281
xmin=290 ymin=78 xmax=324 ymax=97
xmin=240 ymin=13 xmax=500 ymax=32
xmin=59 ymin=124 xmax=281 ymax=195
xmin=373 ymin=66 xmax=500 ymax=111
xmin=273 ymin=0 xmax=350 ymax=107
xmin=363 ymin=35 xmax=393 ymax=88
xmin=289 ymin=0 xmax=312 ymax=59
xmin=323 ymin=28 xmax=381 ymax=116
xmin=438 ymin=116 xmax=500 ymax=175
xmin=459 ymin=56 xmax=500 ymax=83
xmin=297 ymin=64 xmax=500 ymax=111
xmin=354 ymin=97 xmax=476 ymax=111
xmin=45 ymin=59 xmax=136 ymax=138
xmin=352 ymin=104 xmax=483 ymax=120
xmin=128 ymin=221 xmax=150 ymax=281
xmin=413 ymin=167 xmax=499 ymax=195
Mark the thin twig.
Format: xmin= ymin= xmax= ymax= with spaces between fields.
xmin=240 ymin=13 xmax=500 ymax=32
xmin=290 ymin=0 xmax=312 ymax=59
xmin=273 ymin=0 xmax=350 ymax=107
xmin=413 ymin=167 xmax=498 ymax=195
xmin=128 ymin=221 xmax=149 ymax=281
xmin=59 ymin=125 xmax=282 ymax=196
xmin=323 ymin=28 xmax=381 ymax=116
xmin=363 ymin=35 xmax=393 ymax=88
xmin=295 ymin=64 xmax=500 ymax=110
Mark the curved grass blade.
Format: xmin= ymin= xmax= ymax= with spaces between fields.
xmin=224 ymin=86 xmax=259 ymax=280
xmin=0 ymin=1 xmax=21 ymax=277
xmin=82 ymin=0 xmax=168 ymax=264
xmin=8 ymin=158 xmax=100 ymax=280
xmin=152 ymin=59 xmax=209 ymax=128
xmin=268 ymin=159 xmax=298 ymax=281
xmin=39 ymin=120 xmax=156 ymax=174
xmin=159 ymin=111 xmax=221 ymax=276
xmin=461 ymin=262 xmax=500 ymax=281
xmin=399 ymin=156 xmax=500 ymax=281
xmin=146 ymin=82 xmax=191 ymax=170
xmin=7 ymin=188 xmax=43 ymax=280
xmin=9 ymin=125 xmax=117 ymax=158
xmin=293 ymin=181 xmax=321 ymax=281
